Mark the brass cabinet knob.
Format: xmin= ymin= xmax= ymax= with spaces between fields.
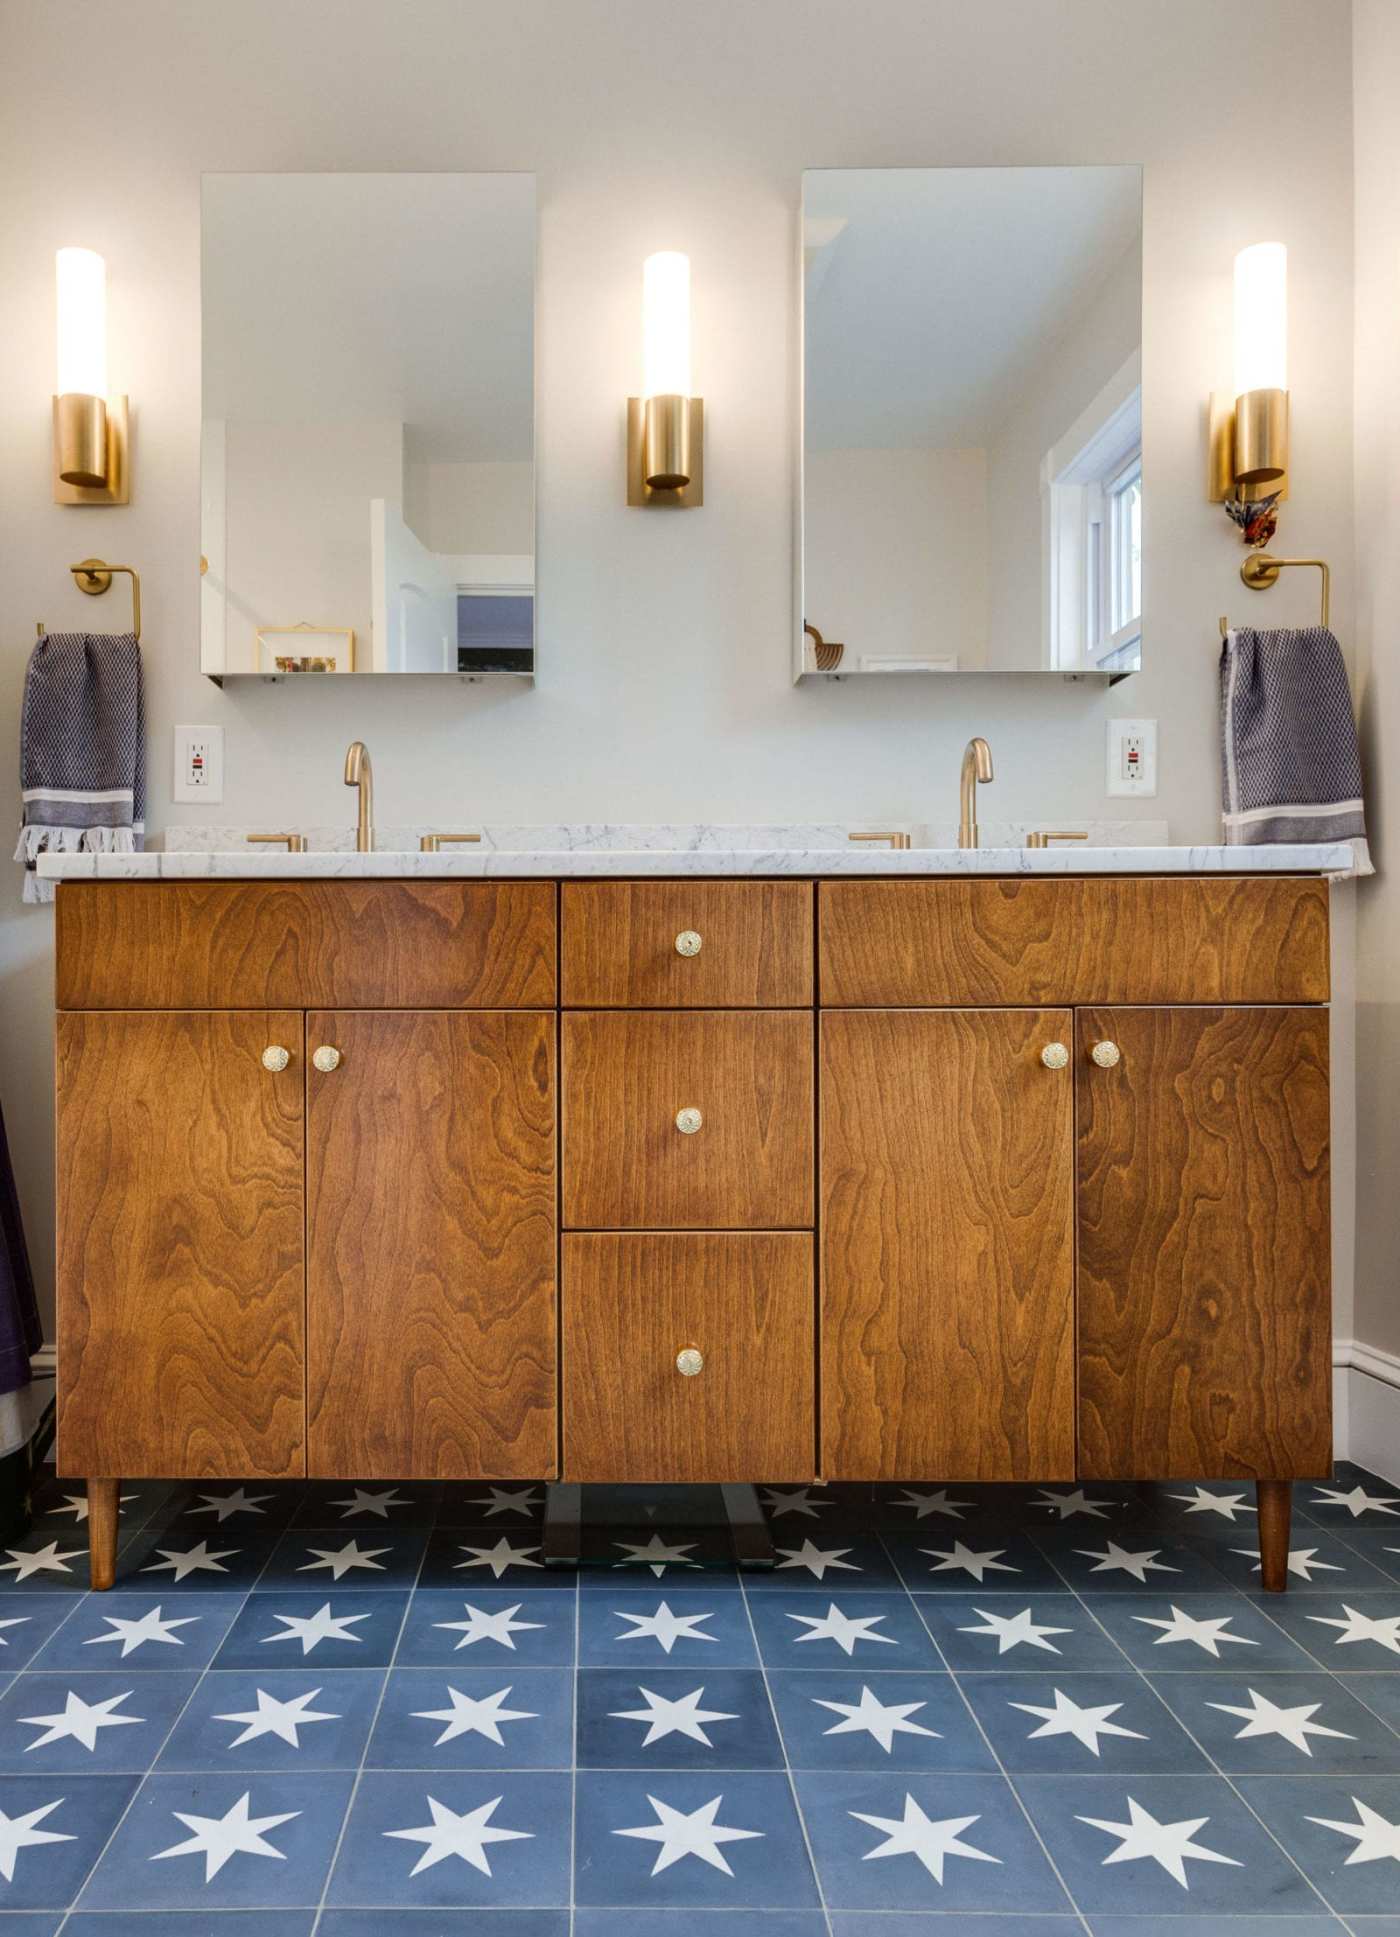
xmin=675 ymin=930 xmax=703 ymax=957
xmin=261 ymin=1045 xmax=291 ymax=1073
xmin=1040 ymin=1042 xmax=1069 ymax=1070
xmin=1090 ymin=1040 xmax=1121 ymax=1068
xmin=312 ymin=1045 xmax=342 ymax=1074
xmin=675 ymin=1107 xmax=703 ymax=1135
xmin=676 ymin=1347 xmax=704 ymax=1377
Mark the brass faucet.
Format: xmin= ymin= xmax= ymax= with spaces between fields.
xmin=958 ymin=736 xmax=994 ymax=849
xmin=344 ymin=741 xmax=374 ymax=853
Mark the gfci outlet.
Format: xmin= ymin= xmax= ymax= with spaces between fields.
xmin=174 ymin=725 xmax=224 ymax=804
xmin=1107 ymin=717 xmax=1157 ymax=797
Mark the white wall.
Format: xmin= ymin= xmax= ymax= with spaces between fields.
xmin=0 ymin=0 xmax=1356 ymax=1335
xmin=404 ymin=460 xmax=534 ymax=557
xmin=804 ymin=448 xmax=987 ymax=669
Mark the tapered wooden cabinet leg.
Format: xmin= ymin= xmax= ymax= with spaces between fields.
xmin=1256 ymin=1479 xmax=1292 ymax=1592
xmin=87 ymin=1480 xmax=121 ymax=1591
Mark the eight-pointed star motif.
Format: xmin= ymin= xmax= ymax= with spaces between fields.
xmin=759 ymin=1487 xmax=832 ymax=1520
xmin=615 ymin=1792 xmax=763 ymax=1875
xmin=470 ymin=1487 xmax=542 ymax=1519
xmin=776 ymin=1540 xmax=860 ymax=1580
xmin=1206 ymin=1686 xmax=1353 ymax=1755
xmin=1307 ymin=1603 xmax=1400 ymax=1656
xmin=786 ymin=1603 xmax=898 ymax=1656
xmin=613 ymin=1535 xmax=701 ymax=1577
xmin=0 ymin=1799 xmax=74 ymax=1880
xmin=1032 ymin=1487 xmax=1113 ymax=1521
xmin=891 ymin=1488 xmax=974 ymax=1521
xmin=921 ymin=1542 xmax=1017 ymax=1583
xmin=609 ymin=1684 xmax=739 ymax=1746
xmin=189 ymin=1488 xmax=271 ymax=1523
xmin=214 ymin=1686 xmax=340 ymax=1748
xmin=957 ymin=1605 xmax=1072 ymax=1657
xmin=433 ymin=1601 xmax=545 ymax=1652
xmin=613 ymin=1601 xmax=718 ymax=1655
xmin=455 ymin=1538 xmax=542 ymax=1579
xmin=411 ymin=1684 xmax=538 ymax=1746
xmin=1312 ymin=1483 xmax=1400 ymax=1519
xmin=385 ymin=1794 xmax=532 ymax=1876
xmin=851 ymin=1792 xmax=1000 ymax=1883
xmin=1076 ymin=1794 xmax=1243 ymax=1888
xmin=1306 ymin=1795 xmax=1400 ymax=1865
xmin=1168 ymin=1486 xmax=1255 ymax=1522
xmin=330 ymin=1488 xmax=413 ymax=1520
xmin=20 ymin=1688 xmax=144 ymax=1753
xmin=140 ymin=1539 xmax=238 ymax=1582
xmin=152 ymin=1790 xmax=301 ymax=1882
xmin=259 ymin=1603 xmax=370 ymax=1655
xmin=1009 ymin=1686 xmax=1146 ymax=1757
xmin=296 ymin=1538 xmax=391 ymax=1581
xmin=1233 ymin=1545 xmax=1343 ymax=1582
xmin=1076 ymin=1542 xmax=1179 ymax=1583
xmin=1132 ymin=1605 xmax=1258 ymax=1658
xmin=814 ymin=1683 xmax=940 ymax=1753
xmin=0 ymin=1541 xmax=84 ymax=1581
xmin=84 ymin=1605 xmax=199 ymax=1658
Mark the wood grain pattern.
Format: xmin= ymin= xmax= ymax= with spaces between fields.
xmin=561 ymin=881 xmax=813 ymax=1007
xmin=56 ymin=1011 xmax=306 ymax=1479
xmin=562 ymin=1232 xmax=814 ymax=1481
xmin=562 ymin=1010 xmax=814 ymax=1229
xmin=1076 ymin=1006 xmax=1331 ymax=1480
xmin=820 ymin=1009 xmax=1076 ymax=1480
xmin=819 ymin=877 xmax=1329 ymax=1008
xmin=1256 ymin=1480 xmax=1292 ymax=1592
xmin=87 ymin=1479 xmax=121 ymax=1591
xmin=56 ymin=881 xmax=557 ymax=1010
xmin=305 ymin=1009 xmax=557 ymax=1479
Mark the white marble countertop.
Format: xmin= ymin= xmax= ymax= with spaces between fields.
xmin=36 ymin=821 xmax=1354 ymax=879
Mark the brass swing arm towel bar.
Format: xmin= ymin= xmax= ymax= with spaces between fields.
xmin=37 ymin=560 xmax=142 ymax=642
xmin=1219 ymin=552 xmax=1329 ymax=639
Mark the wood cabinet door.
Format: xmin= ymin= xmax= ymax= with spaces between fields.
xmin=1077 ymin=1006 xmax=1331 ymax=1480
xmin=306 ymin=1010 xmax=557 ymax=1479
xmin=56 ymin=1010 xmax=306 ymax=1479
xmin=820 ymin=1009 xmax=1075 ymax=1480
xmin=563 ymin=1232 xmax=814 ymax=1481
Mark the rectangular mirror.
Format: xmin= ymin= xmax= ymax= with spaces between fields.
xmin=201 ymin=172 xmax=535 ymax=681
xmin=799 ymin=165 xmax=1142 ymax=679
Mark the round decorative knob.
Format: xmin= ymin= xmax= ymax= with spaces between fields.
xmin=1090 ymin=1040 xmax=1121 ymax=1069
xmin=1040 ymin=1042 xmax=1069 ymax=1070
xmin=675 ymin=930 xmax=703 ymax=957
xmin=261 ymin=1045 xmax=290 ymax=1073
xmin=312 ymin=1045 xmax=342 ymax=1074
xmin=674 ymin=1107 xmax=703 ymax=1135
xmin=676 ymin=1348 xmax=704 ymax=1377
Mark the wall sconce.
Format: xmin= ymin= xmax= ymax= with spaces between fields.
xmin=1207 ymin=241 xmax=1288 ymax=540
xmin=54 ymin=247 xmax=129 ymax=505
xmin=627 ymin=251 xmax=703 ymax=506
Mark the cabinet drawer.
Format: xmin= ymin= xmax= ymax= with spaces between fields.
xmin=56 ymin=880 xmax=557 ymax=1009
xmin=562 ymin=881 xmax=812 ymax=1007
xmin=563 ymin=1232 xmax=814 ymax=1480
xmin=562 ymin=1010 xmax=814 ymax=1228
xmin=819 ymin=876 xmax=1329 ymax=1007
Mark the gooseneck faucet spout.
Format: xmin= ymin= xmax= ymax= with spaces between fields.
xmin=344 ymin=741 xmax=374 ymax=853
xmin=959 ymin=736 xmax=994 ymax=850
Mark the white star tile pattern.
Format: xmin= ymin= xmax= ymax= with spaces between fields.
xmin=1076 ymin=1794 xmax=1243 ymax=1888
xmin=814 ymin=1684 xmax=940 ymax=1753
xmin=433 ymin=1601 xmax=546 ymax=1652
xmin=411 ymin=1685 xmax=538 ymax=1747
xmin=613 ymin=1601 xmax=718 ymax=1655
xmin=19 ymin=1688 xmax=145 ymax=1752
xmin=852 ymin=1792 xmax=1001 ymax=1882
xmin=213 ymin=1687 xmax=340 ymax=1748
xmin=1132 ymin=1604 xmax=1258 ymax=1657
xmin=152 ymin=1790 xmax=300 ymax=1881
xmin=0 ymin=1798 xmax=74 ymax=1878
xmin=1010 ymin=1687 xmax=1147 ymax=1757
xmin=614 ymin=1792 xmax=763 ymax=1875
xmin=385 ymin=1794 xmax=533 ymax=1875
xmin=957 ymin=1605 xmax=1073 ymax=1656
xmin=1307 ymin=1795 xmax=1400 ymax=1864
xmin=786 ymin=1603 xmax=898 ymax=1655
xmin=609 ymin=1685 xmax=739 ymax=1746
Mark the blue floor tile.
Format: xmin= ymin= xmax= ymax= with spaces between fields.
xmin=211 ymin=1591 xmax=409 ymax=1669
xmin=1261 ymin=1590 xmax=1400 ymax=1667
xmin=417 ymin=1529 xmax=550 ymax=1591
xmin=960 ymin=1671 xmax=1207 ymax=1774
xmin=575 ymin=1767 xmax=817 ymax=1908
xmin=0 ymin=1537 xmax=99 ymax=1592
xmin=397 ymin=1589 xmax=576 ymax=1668
xmin=1235 ymin=1773 xmax=1400 ymax=1915
xmin=0 ymin=1772 xmax=136 ymax=1908
xmin=1199 ymin=1528 xmax=1394 ymax=1593
xmin=768 ymin=1668 xmax=994 ymax=1772
xmin=1016 ymin=1771 xmax=1318 ymax=1916
xmin=255 ymin=1526 xmax=428 ymax=1592
xmin=1118 ymin=1481 xmax=1265 ymax=1534
xmin=747 ymin=1591 xmax=940 ymax=1668
xmin=796 ymin=1768 xmax=1067 ymax=1912
xmin=1035 ymin=1532 xmax=1230 ymax=1594
xmin=79 ymin=1769 xmax=354 ymax=1910
xmin=327 ymin=1769 xmax=571 ymax=1907
xmin=435 ymin=1482 xmax=546 ymax=1529
xmin=578 ymin=1523 xmax=739 ymax=1589
xmin=68 ymin=1914 xmax=315 ymax=1936
xmin=0 ymin=1669 xmax=199 ymax=1772
xmin=1148 ymin=1669 xmax=1400 ymax=1774
xmin=746 ymin=1534 xmax=903 ymax=1593
xmin=580 ymin=1914 xmax=824 ymax=1936
xmin=156 ymin=1667 xmax=385 ymax=1771
xmin=367 ymin=1666 xmax=573 ymax=1769
xmin=885 ymin=1532 xmax=1068 ymax=1595
xmin=156 ymin=1483 xmax=305 ymax=1533
xmin=29 ymin=1481 xmax=168 ymax=1535
xmin=1085 ymin=1589 xmax=1320 ymax=1670
xmin=1085 ymin=1919 xmax=1343 ymax=1935
xmin=293 ymin=1482 xmax=441 ymax=1529
xmin=1300 ymin=1477 xmax=1400 ymax=1531
xmin=577 ymin=1666 xmax=781 ymax=1769
xmin=1341 ymin=1671 xmax=1400 ymax=1732
xmin=323 ymin=1915 xmax=567 ymax=1937
xmin=833 ymin=1917 xmax=1086 ymax=1936
xmin=914 ymin=1592 xmax=1127 ymax=1671
xmin=579 ymin=1591 xmax=756 ymax=1668
xmin=106 ymin=1529 xmax=276 ymax=1592
xmin=1335 ymin=1528 xmax=1400 ymax=1583
xmin=0 ymin=1596 xmax=87 ymax=1669
xmin=30 ymin=1595 xmax=242 ymax=1672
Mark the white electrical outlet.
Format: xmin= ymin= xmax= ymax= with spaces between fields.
xmin=1107 ymin=717 xmax=1157 ymax=797
xmin=173 ymin=725 xmax=224 ymax=803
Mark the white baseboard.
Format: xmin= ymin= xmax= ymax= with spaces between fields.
xmin=1334 ymin=1336 xmax=1400 ymax=1482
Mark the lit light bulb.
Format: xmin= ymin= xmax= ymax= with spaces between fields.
xmin=642 ymin=250 xmax=691 ymax=399
xmin=1233 ymin=241 xmax=1287 ymax=398
xmin=56 ymin=247 xmax=108 ymax=399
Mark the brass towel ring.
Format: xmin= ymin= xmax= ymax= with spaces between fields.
xmin=37 ymin=560 xmax=142 ymax=642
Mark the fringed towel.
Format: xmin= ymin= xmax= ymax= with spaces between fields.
xmin=15 ymin=630 xmax=145 ymax=903
xmin=1220 ymin=624 xmax=1373 ymax=879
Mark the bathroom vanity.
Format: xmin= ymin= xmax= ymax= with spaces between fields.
xmin=45 ymin=840 xmax=1343 ymax=1592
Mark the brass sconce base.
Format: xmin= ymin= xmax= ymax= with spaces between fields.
xmin=627 ymin=396 xmax=704 ymax=506
xmin=53 ymin=394 xmax=130 ymax=505
xmin=1205 ymin=390 xmax=1288 ymax=505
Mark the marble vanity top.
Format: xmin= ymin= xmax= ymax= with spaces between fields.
xmin=36 ymin=821 xmax=1354 ymax=879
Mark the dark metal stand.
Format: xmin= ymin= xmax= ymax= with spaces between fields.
xmin=541 ymin=1483 xmax=582 ymax=1568
xmin=722 ymin=1482 xmax=776 ymax=1569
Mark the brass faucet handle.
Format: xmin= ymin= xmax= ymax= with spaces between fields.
xmin=247 ymin=833 xmax=308 ymax=853
xmin=1025 ymin=830 xmax=1090 ymax=850
xmin=419 ymin=833 xmax=484 ymax=852
xmin=848 ymin=831 xmax=912 ymax=850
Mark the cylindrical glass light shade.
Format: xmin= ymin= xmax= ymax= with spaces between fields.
xmin=642 ymin=251 xmax=691 ymax=400
xmin=56 ymin=248 xmax=108 ymax=398
xmin=1233 ymin=242 xmax=1287 ymax=397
